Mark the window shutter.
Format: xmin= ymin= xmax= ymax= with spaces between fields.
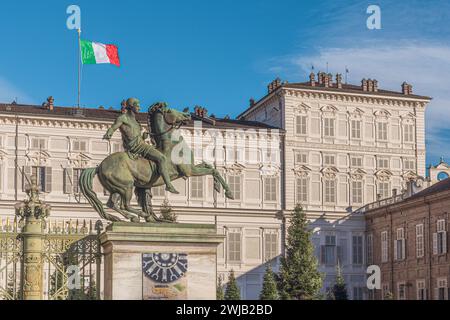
xmin=434 ymin=288 xmax=439 ymax=300
xmin=433 ymin=233 xmax=438 ymax=255
xmin=63 ymin=168 xmax=73 ymax=194
xmin=394 ymin=240 xmax=398 ymax=261
xmin=401 ymin=240 xmax=406 ymax=260
xmin=22 ymin=166 xmax=32 ymax=191
xmin=320 ymin=245 xmax=326 ymax=264
xmin=44 ymin=167 xmax=52 ymax=193
xmin=443 ymin=231 xmax=447 ymax=254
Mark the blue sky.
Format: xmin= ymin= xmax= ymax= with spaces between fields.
xmin=1 ymin=0 xmax=449 ymax=166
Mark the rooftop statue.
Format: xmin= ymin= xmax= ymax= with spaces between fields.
xmin=79 ymin=99 xmax=234 ymax=223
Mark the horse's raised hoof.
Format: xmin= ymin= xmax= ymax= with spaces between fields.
xmin=225 ymin=190 xmax=234 ymax=200
xmin=106 ymin=214 xmax=122 ymax=222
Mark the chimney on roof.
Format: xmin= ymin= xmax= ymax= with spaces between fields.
xmin=194 ymin=106 xmax=208 ymax=118
xmin=267 ymin=78 xmax=282 ymax=94
xmin=367 ymin=79 xmax=374 ymax=92
xmin=336 ymin=73 xmax=343 ymax=89
xmin=323 ymin=73 xmax=330 ymax=88
xmin=317 ymin=72 xmax=324 ymax=85
xmin=402 ymin=82 xmax=413 ymax=95
xmin=361 ymin=79 xmax=368 ymax=91
xmin=42 ymin=96 xmax=54 ymax=111
xmin=249 ymin=98 xmax=256 ymax=107
xmin=309 ymin=72 xmax=316 ymax=87
xmin=373 ymin=79 xmax=378 ymax=92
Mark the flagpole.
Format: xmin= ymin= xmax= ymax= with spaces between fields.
xmin=77 ymin=28 xmax=81 ymax=108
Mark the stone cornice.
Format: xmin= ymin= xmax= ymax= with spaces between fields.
xmin=285 ymin=140 xmax=419 ymax=155
xmin=0 ymin=114 xmax=112 ymax=130
xmin=281 ymin=88 xmax=429 ymax=108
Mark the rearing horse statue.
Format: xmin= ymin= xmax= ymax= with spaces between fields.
xmin=79 ymin=102 xmax=234 ymax=223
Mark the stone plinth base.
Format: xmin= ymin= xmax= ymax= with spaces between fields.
xmin=100 ymin=222 xmax=224 ymax=300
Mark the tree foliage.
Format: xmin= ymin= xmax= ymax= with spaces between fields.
xmin=278 ymin=205 xmax=323 ymax=300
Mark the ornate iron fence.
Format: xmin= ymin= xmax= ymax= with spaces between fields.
xmin=0 ymin=217 xmax=104 ymax=300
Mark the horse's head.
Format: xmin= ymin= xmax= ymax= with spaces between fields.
xmin=148 ymin=102 xmax=191 ymax=128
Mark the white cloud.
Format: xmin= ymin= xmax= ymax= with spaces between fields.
xmin=282 ymin=43 xmax=450 ymax=164
xmin=0 ymin=77 xmax=33 ymax=105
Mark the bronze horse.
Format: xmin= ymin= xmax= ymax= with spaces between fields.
xmin=79 ymin=103 xmax=233 ymax=222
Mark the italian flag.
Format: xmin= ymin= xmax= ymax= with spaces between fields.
xmin=80 ymin=40 xmax=120 ymax=67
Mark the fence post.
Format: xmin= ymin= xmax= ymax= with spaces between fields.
xmin=15 ymin=175 xmax=51 ymax=300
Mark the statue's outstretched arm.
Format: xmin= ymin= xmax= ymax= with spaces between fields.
xmin=103 ymin=118 xmax=123 ymax=140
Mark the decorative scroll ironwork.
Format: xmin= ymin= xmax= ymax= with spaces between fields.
xmin=0 ymin=217 xmax=103 ymax=300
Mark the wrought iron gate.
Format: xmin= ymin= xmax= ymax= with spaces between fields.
xmin=0 ymin=217 xmax=103 ymax=300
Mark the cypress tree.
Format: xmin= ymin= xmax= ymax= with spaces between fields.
xmin=332 ymin=262 xmax=348 ymax=300
xmin=278 ymin=205 xmax=323 ymax=300
xmin=259 ymin=264 xmax=279 ymax=300
xmin=224 ymin=269 xmax=241 ymax=300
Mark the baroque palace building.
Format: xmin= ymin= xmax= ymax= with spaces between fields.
xmin=238 ymin=73 xmax=431 ymax=299
xmin=0 ymin=72 xmax=432 ymax=299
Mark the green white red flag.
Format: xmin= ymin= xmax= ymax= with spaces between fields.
xmin=80 ymin=39 xmax=120 ymax=66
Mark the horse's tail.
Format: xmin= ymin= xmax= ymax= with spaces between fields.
xmin=79 ymin=167 xmax=108 ymax=220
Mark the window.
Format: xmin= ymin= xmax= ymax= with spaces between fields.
xmin=228 ymin=175 xmax=241 ymax=200
xmin=152 ymin=185 xmax=165 ymax=197
xmin=190 ymin=176 xmax=203 ymax=199
xmin=434 ymin=219 xmax=447 ymax=255
xmin=378 ymin=182 xmax=390 ymax=199
xmin=296 ymin=115 xmax=307 ymax=135
xmin=395 ymin=228 xmax=406 ymax=261
xmin=381 ymin=231 xmax=389 ymax=262
xmin=351 ymin=156 xmax=363 ymax=168
xmin=295 ymin=152 xmax=308 ymax=164
xmin=228 ymin=231 xmax=241 ymax=263
xmin=72 ymin=140 xmax=87 ymax=152
xmin=323 ymin=154 xmax=336 ymax=166
xmin=416 ymin=224 xmax=424 ymax=258
xmin=351 ymin=120 xmax=362 ymax=139
xmin=321 ymin=235 xmax=336 ymax=265
xmin=324 ymin=118 xmax=335 ymax=137
xmin=264 ymin=231 xmax=278 ymax=261
xmin=352 ymin=181 xmax=363 ymax=204
xmin=437 ymin=278 xmax=448 ymax=300
xmin=352 ymin=235 xmax=363 ymax=265
xmin=31 ymin=137 xmax=46 ymax=149
xmin=264 ymin=177 xmax=277 ymax=201
xmin=398 ymin=282 xmax=406 ymax=300
xmin=353 ymin=287 xmax=363 ymax=300
xmin=72 ymin=168 xmax=83 ymax=194
xmin=23 ymin=166 xmax=52 ymax=193
xmin=324 ymin=179 xmax=336 ymax=203
xmin=296 ymin=177 xmax=308 ymax=203
xmin=377 ymin=158 xmax=389 ymax=169
xmin=366 ymin=234 xmax=373 ymax=265
xmin=404 ymin=124 xmax=414 ymax=142
xmin=404 ymin=159 xmax=415 ymax=170
xmin=377 ymin=122 xmax=388 ymax=141
xmin=417 ymin=280 xmax=426 ymax=300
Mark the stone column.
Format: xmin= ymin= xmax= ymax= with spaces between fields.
xmin=15 ymin=175 xmax=51 ymax=300
xmin=21 ymin=214 xmax=44 ymax=300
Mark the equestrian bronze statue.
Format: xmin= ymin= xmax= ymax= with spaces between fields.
xmin=79 ymin=99 xmax=234 ymax=223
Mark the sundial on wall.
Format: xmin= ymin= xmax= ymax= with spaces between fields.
xmin=142 ymin=253 xmax=188 ymax=284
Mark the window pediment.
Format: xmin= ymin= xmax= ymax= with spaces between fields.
xmin=225 ymin=163 xmax=245 ymax=175
xmin=292 ymin=165 xmax=311 ymax=176
xmin=320 ymin=105 xmax=338 ymax=114
xmin=321 ymin=167 xmax=339 ymax=179
xmin=295 ymin=103 xmax=311 ymax=114
xmin=350 ymin=169 xmax=367 ymax=180
xmin=374 ymin=109 xmax=391 ymax=118
xmin=375 ymin=169 xmax=393 ymax=181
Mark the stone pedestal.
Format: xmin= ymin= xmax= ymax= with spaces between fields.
xmin=100 ymin=222 xmax=224 ymax=300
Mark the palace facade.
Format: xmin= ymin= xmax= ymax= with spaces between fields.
xmin=0 ymin=72 xmax=432 ymax=299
